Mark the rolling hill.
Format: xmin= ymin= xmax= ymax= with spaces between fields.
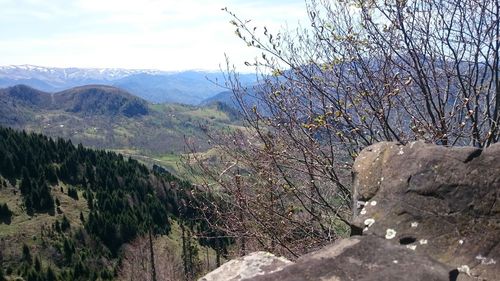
xmin=52 ymin=85 xmax=149 ymax=117
xmin=0 ymin=84 xmax=241 ymax=158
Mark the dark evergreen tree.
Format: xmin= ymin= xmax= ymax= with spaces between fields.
xmin=61 ymin=215 xmax=70 ymax=232
xmin=44 ymin=165 xmax=58 ymax=185
xmin=22 ymin=244 xmax=32 ymax=265
xmin=0 ymin=155 xmax=15 ymax=183
xmin=54 ymin=221 xmax=61 ymax=233
xmin=26 ymin=269 xmax=38 ymax=281
xmin=63 ymin=238 xmax=74 ymax=263
xmin=20 ymin=172 xmax=32 ymax=196
xmin=34 ymin=256 xmax=41 ymax=272
xmin=68 ymin=187 xmax=79 ymax=200
xmin=0 ymin=265 xmax=5 ymax=281
xmin=0 ymin=203 xmax=12 ymax=223
xmin=46 ymin=266 xmax=56 ymax=281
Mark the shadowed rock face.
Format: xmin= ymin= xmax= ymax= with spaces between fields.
xmin=351 ymin=141 xmax=500 ymax=280
xmin=199 ymin=236 xmax=457 ymax=281
xmin=199 ymin=141 xmax=499 ymax=281
xmin=251 ymin=235 xmax=457 ymax=281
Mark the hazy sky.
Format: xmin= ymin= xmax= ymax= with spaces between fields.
xmin=0 ymin=0 xmax=308 ymax=71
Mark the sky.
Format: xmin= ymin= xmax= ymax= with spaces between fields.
xmin=0 ymin=0 xmax=308 ymax=71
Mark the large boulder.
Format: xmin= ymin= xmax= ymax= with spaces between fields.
xmin=352 ymin=141 xmax=500 ymax=280
xmin=250 ymin=235 xmax=457 ymax=281
xmin=199 ymin=251 xmax=292 ymax=281
xmin=199 ymin=235 xmax=458 ymax=281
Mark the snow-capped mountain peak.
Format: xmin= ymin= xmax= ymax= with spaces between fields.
xmin=0 ymin=65 xmax=164 ymax=81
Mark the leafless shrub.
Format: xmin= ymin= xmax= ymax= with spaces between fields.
xmin=118 ymin=236 xmax=183 ymax=281
xmin=188 ymin=0 xmax=500 ymax=259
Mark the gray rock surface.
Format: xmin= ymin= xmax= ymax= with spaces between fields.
xmin=198 ymin=251 xmax=292 ymax=281
xmin=250 ymin=235 xmax=457 ymax=281
xmin=352 ymin=141 xmax=500 ymax=280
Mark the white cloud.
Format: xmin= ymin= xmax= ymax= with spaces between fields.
xmin=0 ymin=0 xmax=308 ymax=70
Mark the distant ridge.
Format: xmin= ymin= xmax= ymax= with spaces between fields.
xmin=0 ymin=65 xmax=257 ymax=105
xmin=53 ymin=85 xmax=149 ymax=117
xmin=0 ymin=83 xmax=238 ymax=154
xmin=0 ymin=84 xmax=149 ymax=117
xmin=0 ymin=64 xmax=162 ymax=80
xmin=0 ymin=84 xmax=50 ymax=108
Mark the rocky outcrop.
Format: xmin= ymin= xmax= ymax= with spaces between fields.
xmin=352 ymin=141 xmax=500 ymax=280
xmin=199 ymin=252 xmax=292 ymax=281
xmin=200 ymin=141 xmax=500 ymax=281
xmin=250 ymin=235 xmax=457 ymax=281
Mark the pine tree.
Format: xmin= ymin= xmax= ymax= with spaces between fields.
xmin=68 ymin=187 xmax=79 ymax=200
xmin=46 ymin=266 xmax=56 ymax=281
xmin=20 ymin=174 xmax=32 ymax=195
xmin=34 ymin=256 xmax=41 ymax=272
xmin=61 ymin=215 xmax=70 ymax=232
xmin=0 ymin=265 xmax=6 ymax=281
xmin=0 ymin=155 xmax=15 ymax=182
xmin=22 ymin=244 xmax=32 ymax=265
xmin=63 ymin=238 xmax=74 ymax=263
xmin=0 ymin=203 xmax=12 ymax=222
xmin=45 ymin=165 xmax=58 ymax=185
xmin=26 ymin=269 xmax=38 ymax=281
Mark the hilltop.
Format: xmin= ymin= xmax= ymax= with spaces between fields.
xmin=0 ymin=84 xmax=148 ymax=117
xmin=0 ymin=84 xmax=241 ymax=158
xmin=52 ymin=85 xmax=149 ymax=117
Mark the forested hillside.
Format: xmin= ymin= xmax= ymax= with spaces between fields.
xmin=0 ymin=127 xmax=227 ymax=281
xmin=0 ymin=84 xmax=242 ymax=157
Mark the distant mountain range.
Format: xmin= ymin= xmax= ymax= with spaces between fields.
xmin=0 ymin=65 xmax=256 ymax=105
xmin=0 ymin=84 xmax=240 ymax=155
